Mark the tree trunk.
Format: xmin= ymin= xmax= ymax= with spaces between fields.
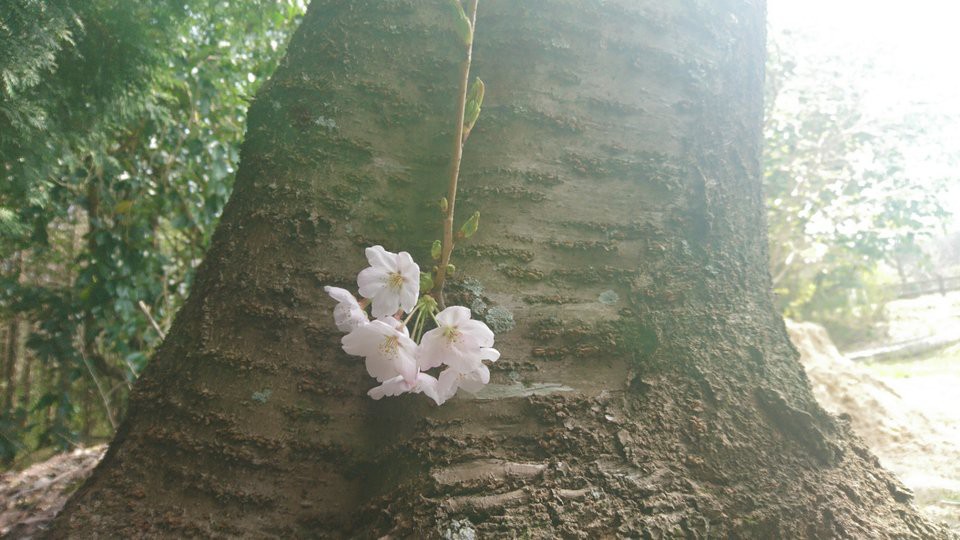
xmin=3 ymin=318 xmax=17 ymax=414
xmin=17 ymin=329 xmax=31 ymax=427
xmin=51 ymin=1 xmax=947 ymax=538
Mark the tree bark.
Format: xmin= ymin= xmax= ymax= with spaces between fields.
xmin=17 ymin=329 xmax=31 ymax=427
xmin=51 ymin=1 xmax=947 ymax=538
xmin=3 ymin=252 xmax=22 ymax=415
xmin=3 ymin=318 xmax=18 ymax=414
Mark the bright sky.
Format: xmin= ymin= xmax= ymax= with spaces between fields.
xmin=768 ymin=0 xmax=960 ymax=221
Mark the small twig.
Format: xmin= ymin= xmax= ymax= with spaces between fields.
xmin=78 ymin=347 xmax=118 ymax=430
xmin=107 ymin=381 xmax=130 ymax=397
xmin=432 ymin=0 xmax=480 ymax=307
xmin=0 ymin=428 xmax=28 ymax=452
xmin=138 ymin=300 xmax=167 ymax=341
xmin=54 ymin=432 xmax=81 ymax=449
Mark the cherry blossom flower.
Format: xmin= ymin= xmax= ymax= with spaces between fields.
xmin=325 ymin=246 xmax=501 ymax=404
xmin=357 ymin=245 xmax=420 ymax=318
xmin=323 ymin=286 xmax=369 ymax=332
xmin=419 ymin=306 xmax=498 ymax=372
xmin=368 ymin=372 xmax=439 ymax=400
xmin=341 ymin=318 xmax=418 ymax=384
xmin=431 ymin=365 xmax=490 ymax=405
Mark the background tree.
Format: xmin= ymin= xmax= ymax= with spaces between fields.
xmin=764 ymin=30 xmax=953 ymax=345
xmin=52 ymin=0 xmax=948 ymax=537
xmin=0 ymin=0 xmax=305 ymax=463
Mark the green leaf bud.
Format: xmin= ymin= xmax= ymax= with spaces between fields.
xmin=451 ymin=0 xmax=473 ymax=45
xmin=464 ymin=79 xmax=484 ymax=128
xmin=420 ymin=272 xmax=435 ymax=292
xmin=459 ymin=211 xmax=480 ymax=239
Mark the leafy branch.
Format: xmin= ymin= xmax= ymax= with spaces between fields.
xmin=432 ymin=0 xmax=483 ymax=306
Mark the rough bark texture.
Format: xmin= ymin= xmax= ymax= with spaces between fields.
xmin=50 ymin=1 xmax=949 ymax=538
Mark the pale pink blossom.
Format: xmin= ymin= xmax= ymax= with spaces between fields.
xmin=368 ymin=372 xmax=439 ymax=400
xmin=356 ymin=245 xmax=420 ymax=318
xmin=341 ymin=319 xmax=418 ymax=383
xmin=431 ymin=365 xmax=491 ymax=405
xmin=326 ymin=246 xmax=501 ymax=404
xmin=323 ymin=286 xmax=369 ymax=332
xmin=419 ymin=306 xmax=497 ymax=372
xmin=479 ymin=347 xmax=500 ymax=363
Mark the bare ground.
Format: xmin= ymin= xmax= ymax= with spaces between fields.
xmin=0 ymin=446 xmax=105 ymax=539
xmin=788 ymin=320 xmax=960 ymax=532
xmin=866 ymin=346 xmax=960 ymax=529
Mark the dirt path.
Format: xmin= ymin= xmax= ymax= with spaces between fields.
xmin=789 ymin=320 xmax=960 ymax=532
xmin=867 ymin=348 xmax=960 ymax=529
xmin=0 ymin=446 xmax=105 ymax=538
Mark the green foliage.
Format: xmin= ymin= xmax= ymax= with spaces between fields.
xmin=2 ymin=1 xmax=186 ymax=249
xmin=764 ymin=35 xmax=952 ymax=339
xmin=0 ymin=1 xmax=78 ymax=138
xmin=0 ymin=0 xmax=305 ymax=465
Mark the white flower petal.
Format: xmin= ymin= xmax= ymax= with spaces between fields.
xmin=341 ymin=323 xmax=381 ymax=357
xmin=417 ymin=373 xmax=441 ymax=404
xmin=365 ymin=319 xmax=400 ymax=338
xmin=374 ymin=316 xmax=407 ymax=334
xmin=370 ymin=286 xmax=401 ymax=318
xmin=445 ymin=350 xmax=482 ymax=374
xmin=396 ymin=251 xmax=421 ymax=311
xmin=460 ymin=319 xmax=495 ymax=347
xmin=365 ymin=245 xmax=396 ymax=269
xmin=324 ymin=286 xmax=355 ymax=304
xmin=341 ymin=320 xmax=415 ymax=382
xmin=436 ymin=306 xmax=471 ymax=326
xmin=333 ymin=303 xmax=367 ymax=332
xmin=368 ymin=372 xmax=439 ymax=401
xmin=396 ymin=343 xmax=419 ymax=384
xmin=458 ymin=365 xmax=490 ymax=393
xmin=325 ymin=286 xmax=368 ymax=332
xmin=479 ymin=347 xmax=500 ymax=362
xmin=399 ymin=281 xmax=419 ymax=314
xmin=418 ymin=329 xmax=447 ymax=370
xmin=368 ymin=375 xmax=409 ymax=400
xmin=436 ymin=368 xmax=461 ymax=404
xmin=365 ymin=354 xmax=398 ymax=382
xmin=357 ymin=267 xmax=389 ymax=299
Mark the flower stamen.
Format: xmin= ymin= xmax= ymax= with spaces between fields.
xmin=443 ymin=326 xmax=461 ymax=344
xmin=379 ymin=336 xmax=399 ymax=356
xmin=387 ymin=272 xmax=405 ymax=290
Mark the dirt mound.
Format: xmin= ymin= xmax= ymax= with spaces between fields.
xmin=787 ymin=320 xmax=960 ymax=531
xmin=0 ymin=446 xmax=105 ymax=539
xmin=787 ymin=320 xmax=936 ymax=455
